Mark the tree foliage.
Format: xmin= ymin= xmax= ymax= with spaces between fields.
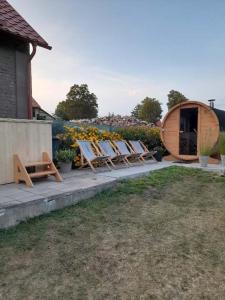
xmin=131 ymin=104 xmax=142 ymax=118
xmin=131 ymin=98 xmax=162 ymax=123
xmin=54 ymin=101 xmax=70 ymax=121
xmin=55 ymin=84 xmax=98 ymax=120
xmin=167 ymin=90 xmax=188 ymax=110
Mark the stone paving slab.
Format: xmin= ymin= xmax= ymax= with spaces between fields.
xmin=0 ymin=160 xmax=223 ymax=228
xmin=99 ymin=161 xmax=172 ymax=179
xmin=173 ymin=162 xmax=225 ymax=173
xmin=0 ymin=161 xmax=171 ymax=228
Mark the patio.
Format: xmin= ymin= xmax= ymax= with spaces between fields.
xmin=0 ymin=161 xmax=170 ymax=228
xmin=0 ymin=160 xmax=224 ymax=229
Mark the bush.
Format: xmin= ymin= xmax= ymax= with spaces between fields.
xmin=116 ymin=126 xmax=164 ymax=151
xmin=57 ymin=126 xmax=122 ymax=166
xmin=56 ymin=149 xmax=76 ymax=163
xmin=219 ymin=132 xmax=225 ymax=155
xmin=58 ymin=126 xmax=122 ymax=145
xmin=57 ymin=125 xmax=165 ymax=167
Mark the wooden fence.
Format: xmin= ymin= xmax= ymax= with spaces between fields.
xmin=0 ymin=118 xmax=52 ymax=184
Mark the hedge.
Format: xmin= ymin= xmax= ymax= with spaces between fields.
xmin=116 ymin=126 xmax=164 ymax=150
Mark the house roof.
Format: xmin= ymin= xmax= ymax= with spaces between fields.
xmin=32 ymin=98 xmax=55 ymax=120
xmin=32 ymin=98 xmax=41 ymax=108
xmin=0 ymin=0 xmax=51 ymax=49
xmin=213 ymin=108 xmax=225 ymax=131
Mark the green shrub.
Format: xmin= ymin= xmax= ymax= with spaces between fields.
xmin=116 ymin=126 xmax=165 ymax=151
xmin=56 ymin=149 xmax=76 ymax=163
xmin=219 ymin=132 xmax=225 ymax=155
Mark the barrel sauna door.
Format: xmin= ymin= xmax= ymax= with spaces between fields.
xmin=179 ymin=108 xmax=198 ymax=155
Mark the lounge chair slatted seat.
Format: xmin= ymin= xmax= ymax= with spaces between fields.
xmin=77 ymin=140 xmax=111 ymax=172
xmin=129 ymin=140 xmax=157 ymax=162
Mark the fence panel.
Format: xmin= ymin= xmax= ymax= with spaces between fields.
xmin=0 ymin=118 xmax=52 ymax=184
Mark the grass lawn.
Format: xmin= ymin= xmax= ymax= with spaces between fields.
xmin=1 ymin=167 xmax=225 ymax=299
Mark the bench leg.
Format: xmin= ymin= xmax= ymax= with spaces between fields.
xmin=13 ymin=154 xmax=33 ymax=187
xmin=42 ymin=152 xmax=62 ymax=182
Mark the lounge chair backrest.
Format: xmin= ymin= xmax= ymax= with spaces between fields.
xmin=114 ymin=141 xmax=130 ymax=155
xmin=130 ymin=141 xmax=145 ymax=154
xmin=99 ymin=140 xmax=116 ymax=157
xmin=77 ymin=141 xmax=96 ymax=161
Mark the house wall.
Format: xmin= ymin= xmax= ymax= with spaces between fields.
xmin=33 ymin=107 xmax=55 ymax=121
xmin=0 ymin=118 xmax=52 ymax=184
xmin=0 ymin=35 xmax=29 ymax=119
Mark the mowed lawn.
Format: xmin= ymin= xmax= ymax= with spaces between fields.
xmin=1 ymin=167 xmax=225 ymax=299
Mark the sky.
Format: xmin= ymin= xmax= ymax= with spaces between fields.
xmin=11 ymin=0 xmax=225 ymax=116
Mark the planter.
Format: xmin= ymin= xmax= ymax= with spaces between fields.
xmin=59 ymin=162 xmax=72 ymax=173
xmin=199 ymin=155 xmax=209 ymax=168
xmin=221 ymin=154 xmax=225 ymax=167
xmin=154 ymin=151 xmax=163 ymax=162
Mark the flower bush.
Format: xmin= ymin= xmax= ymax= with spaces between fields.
xmin=57 ymin=126 xmax=122 ymax=166
xmin=57 ymin=125 xmax=165 ymax=167
xmin=116 ymin=126 xmax=165 ymax=152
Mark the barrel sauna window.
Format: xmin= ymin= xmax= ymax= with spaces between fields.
xmin=179 ymin=108 xmax=198 ymax=155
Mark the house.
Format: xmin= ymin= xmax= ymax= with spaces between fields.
xmin=0 ymin=0 xmax=51 ymax=119
xmin=32 ymin=98 xmax=55 ymax=120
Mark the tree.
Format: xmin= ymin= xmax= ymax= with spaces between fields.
xmin=55 ymin=84 xmax=98 ymax=120
xmin=131 ymin=104 xmax=142 ymax=118
xmin=55 ymin=101 xmax=71 ymax=121
xmin=138 ymin=97 xmax=162 ymax=123
xmin=167 ymin=90 xmax=188 ymax=110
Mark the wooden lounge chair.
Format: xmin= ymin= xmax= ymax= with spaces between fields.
xmin=113 ymin=140 xmax=143 ymax=164
xmin=77 ymin=140 xmax=111 ymax=172
xmin=129 ymin=140 xmax=157 ymax=162
xmin=96 ymin=140 xmax=129 ymax=167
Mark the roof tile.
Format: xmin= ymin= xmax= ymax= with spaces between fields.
xmin=0 ymin=0 xmax=51 ymax=49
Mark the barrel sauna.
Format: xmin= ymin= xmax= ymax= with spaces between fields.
xmin=161 ymin=101 xmax=225 ymax=161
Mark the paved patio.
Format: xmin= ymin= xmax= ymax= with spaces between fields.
xmin=0 ymin=161 xmax=171 ymax=228
xmin=0 ymin=160 xmax=224 ymax=228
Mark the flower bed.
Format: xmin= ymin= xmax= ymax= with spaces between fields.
xmin=57 ymin=126 xmax=122 ymax=166
xmin=57 ymin=125 xmax=165 ymax=167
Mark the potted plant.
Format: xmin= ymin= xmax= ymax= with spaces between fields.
xmin=199 ymin=144 xmax=211 ymax=167
xmin=56 ymin=149 xmax=76 ymax=173
xmin=219 ymin=133 xmax=225 ymax=167
xmin=153 ymin=146 xmax=164 ymax=162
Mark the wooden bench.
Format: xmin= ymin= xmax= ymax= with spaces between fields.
xmin=14 ymin=152 xmax=62 ymax=187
